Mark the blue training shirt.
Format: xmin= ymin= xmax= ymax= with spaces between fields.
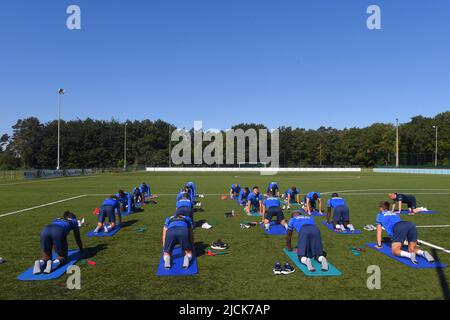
xmin=140 ymin=183 xmax=150 ymax=194
xmin=101 ymin=198 xmax=120 ymax=210
xmin=50 ymin=217 xmax=79 ymax=236
xmin=176 ymin=198 xmax=193 ymax=208
xmin=231 ymin=184 xmax=241 ymax=193
xmin=263 ymin=197 xmax=281 ymax=208
xmin=327 ymin=197 xmax=347 ymax=208
xmin=376 ymin=210 xmax=402 ymax=237
xmin=164 ymin=215 xmax=193 ymax=229
xmin=267 ymin=182 xmax=279 ymax=191
xmin=287 ymin=215 xmax=316 ymax=233
xmin=177 ymin=191 xmax=192 ymax=201
xmin=285 ymin=188 xmax=299 ymax=198
xmin=186 ymin=182 xmax=197 ymax=195
xmin=395 ymin=193 xmax=414 ymax=205
xmin=239 ymin=189 xmax=250 ymax=203
xmin=116 ymin=192 xmax=134 ymax=213
xmin=248 ymin=192 xmax=263 ymax=204
xmin=306 ymin=192 xmax=321 ymax=201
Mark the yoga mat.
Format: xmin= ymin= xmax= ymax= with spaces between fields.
xmin=261 ymin=221 xmax=287 ymax=235
xmin=18 ymin=250 xmax=81 ymax=281
xmin=282 ymin=200 xmax=300 ymax=206
xmin=242 ymin=207 xmax=261 ymax=217
xmin=321 ymin=221 xmax=362 ymax=235
xmin=87 ymin=224 xmax=122 ymax=237
xmin=367 ymin=243 xmax=447 ymax=269
xmin=399 ymin=210 xmax=439 ymax=215
xmin=296 ymin=209 xmax=325 ymax=217
xmin=156 ymin=246 xmax=198 ymax=276
xmin=283 ymin=248 xmax=342 ymax=276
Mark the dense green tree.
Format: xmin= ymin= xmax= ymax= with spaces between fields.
xmin=1 ymin=111 xmax=449 ymax=169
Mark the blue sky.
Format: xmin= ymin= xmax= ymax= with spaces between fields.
xmin=1 ymin=0 xmax=450 ymax=135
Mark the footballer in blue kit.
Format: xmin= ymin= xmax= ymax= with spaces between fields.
xmin=230 ymin=183 xmax=241 ymax=198
xmin=267 ymin=182 xmax=280 ymax=197
xmin=140 ymin=182 xmax=151 ymax=197
xmin=185 ymin=181 xmax=197 ymax=199
xmin=326 ymin=193 xmax=355 ymax=232
xmin=94 ymin=195 xmax=121 ymax=233
xmin=177 ymin=187 xmax=192 ymax=201
xmin=375 ymin=201 xmax=435 ymax=264
xmin=33 ymin=211 xmax=84 ymax=275
xmin=132 ymin=186 xmax=144 ymax=204
xmin=262 ymin=191 xmax=288 ymax=230
xmin=286 ymin=211 xmax=328 ymax=272
xmin=116 ymin=189 xmax=135 ymax=216
xmin=238 ymin=187 xmax=250 ymax=206
xmin=162 ymin=212 xmax=194 ymax=269
xmin=246 ymin=186 xmax=263 ymax=215
xmin=176 ymin=193 xmax=194 ymax=219
xmin=389 ymin=192 xmax=422 ymax=215
xmin=285 ymin=186 xmax=301 ymax=208
xmin=303 ymin=191 xmax=323 ymax=215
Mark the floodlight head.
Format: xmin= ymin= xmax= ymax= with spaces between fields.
xmin=58 ymin=88 xmax=65 ymax=95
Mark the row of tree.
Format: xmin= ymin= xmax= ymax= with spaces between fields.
xmin=1 ymin=112 xmax=449 ymax=169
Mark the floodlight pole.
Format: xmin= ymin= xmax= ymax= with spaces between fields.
xmin=57 ymin=89 xmax=65 ymax=170
xmin=319 ymin=144 xmax=322 ymax=166
xmin=433 ymin=125 xmax=438 ymax=167
xmin=168 ymin=125 xmax=172 ymax=167
xmin=124 ymin=123 xmax=128 ymax=170
xmin=395 ymin=118 xmax=399 ymax=168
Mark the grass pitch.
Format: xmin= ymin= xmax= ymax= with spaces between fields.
xmin=0 ymin=171 xmax=449 ymax=300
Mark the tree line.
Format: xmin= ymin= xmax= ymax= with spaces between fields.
xmin=0 ymin=111 xmax=449 ymax=170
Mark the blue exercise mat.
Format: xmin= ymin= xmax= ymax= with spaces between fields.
xmin=281 ymin=201 xmax=300 ymax=206
xmin=367 ymin=243 xmax=447 ymax=269
xmin=283 ymin=248 xmax=342 ymax=277
xmin=243 ymin=207 xmax=261 ymax=217
xmin=87 ymin=224 xmax=122 ymax=237
xmin=18 ymin=250 xmax=81 ymax=281
xmin=296 ymin=209 xmax=325 ymax=217
xmin=261 ymin=221 xmax=287 ymax=235
xmin=321 ymin=221 xmax=362 ymax=235
xmin=156 ymin=246 xmax=198 ymax=276
xmin=400 ymin=210 xmax=438 ymax=215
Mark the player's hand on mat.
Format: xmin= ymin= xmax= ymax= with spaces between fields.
xmin=376 ymin=244 xmax=382 ymax=249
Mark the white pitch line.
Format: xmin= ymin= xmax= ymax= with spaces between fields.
xmin=0 ymin=194 xmax=87 ymax=218
xmin=321 ymin=188 xmax=450 ymax=195
xmin=416 ymin=225 xmax=450 ymax=228
xmin=0 ymin=193 xmax=227 ymax=218
xmin=0 ymin=175 xmax=98 ymax=187
xmin=417 ymin=239 xmax=450 ymax=254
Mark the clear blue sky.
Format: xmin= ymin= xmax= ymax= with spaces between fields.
xmin=1 ymin=0 xmax=450 ymax=135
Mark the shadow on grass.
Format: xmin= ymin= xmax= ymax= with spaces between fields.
xmin=121 ymin=219 xmax=138 ymax=228
xmin=194 ymin=242 xmax=209 ymax=258
xmin=194 ymin=219 xmax=206 ymax=229
xmin=83 ymin=243 xmax=108 ymax=259
xmin=431 ymin=248 xmax=450 ymax=300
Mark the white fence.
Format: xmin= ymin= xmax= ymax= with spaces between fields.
xmin=146 ymin=167 xmax=361 ymax=173
xmin=374 ymin=168 xmax=450 ymax=175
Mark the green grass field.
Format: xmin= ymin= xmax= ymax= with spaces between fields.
xmin=0 ymin=171 xmax=449 ymax=300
